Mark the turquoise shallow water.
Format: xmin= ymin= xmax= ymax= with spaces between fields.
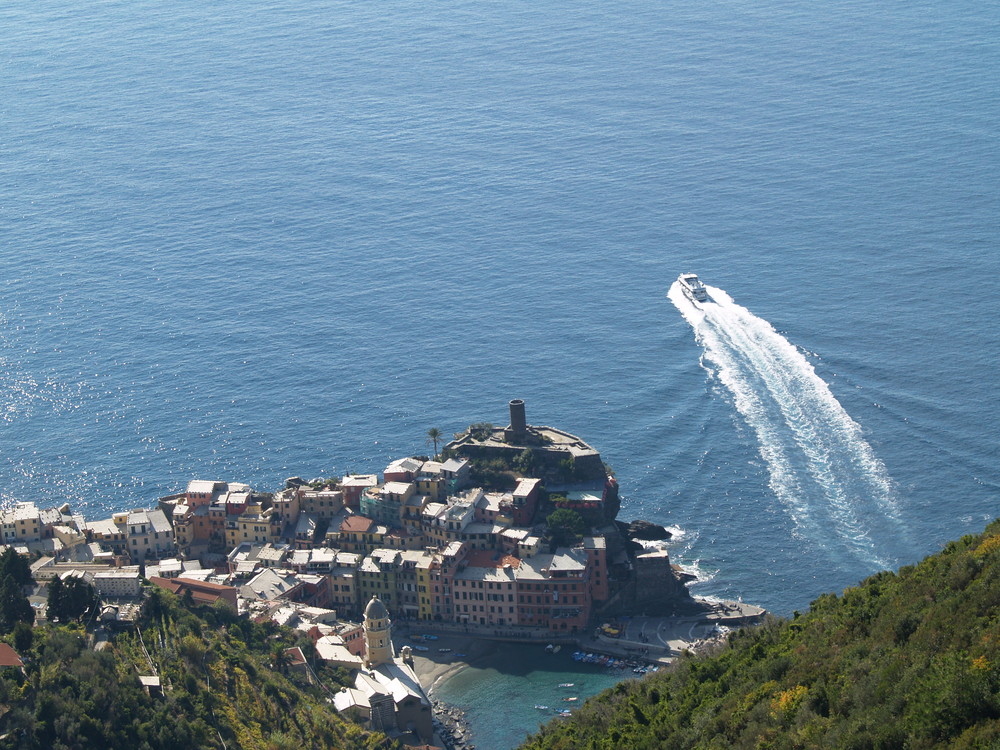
xmin=2 ymin=1 xmax=999 ymax=747
xmin=434 ymin=643 xmax=636 ymax=748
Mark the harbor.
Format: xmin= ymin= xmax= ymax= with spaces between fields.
xmin=407 ymin=598 xmax=764 ymax=750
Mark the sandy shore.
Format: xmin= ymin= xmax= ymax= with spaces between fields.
xmin=402 ymin=629 xmax=500 ymax=694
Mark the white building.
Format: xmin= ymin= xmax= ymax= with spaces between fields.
xmin=93 ymin=569 xmax=142 ymax=598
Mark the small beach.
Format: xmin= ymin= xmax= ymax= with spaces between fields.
xmin=426 ymin=640 xmax=639 ymax=750
xmin=408 ymin=635 xmax=666 ymax=750
xmin=407 ymin=631 xmax=500 ymax=693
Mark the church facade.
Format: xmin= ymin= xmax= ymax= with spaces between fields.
xmin=333 ymin=595 xmax=434 ymax=742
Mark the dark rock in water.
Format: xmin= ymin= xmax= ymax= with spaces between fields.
xmin=624 ymin=538 xmax=645 ymax=554
xmin=625 ymin=520 xmax=671 ymax=541
xmin=672 ymin=564 xmax=698 ymax=584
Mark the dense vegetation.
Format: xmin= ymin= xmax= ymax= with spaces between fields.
xmin=546 ymin=508 xmax=586 ymax=547
xmin=0 ymin=588 xmax=391 ymax=750
xmin=0 ymin=549 xmax=34 ymax=634
xmin=45 ymin=575 xmax=97 ymax=624
xmin=523 ymin=520 xmax=1000 ymax=750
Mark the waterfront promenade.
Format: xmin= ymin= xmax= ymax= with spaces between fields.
xmin=582 ymin=599 xmax=767 ymax=663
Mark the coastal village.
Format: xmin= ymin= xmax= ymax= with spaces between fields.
xmin=0 ymin=401 xmax=762 ymax=748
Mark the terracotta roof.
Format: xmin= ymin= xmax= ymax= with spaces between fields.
xmin=0 ymin=643 xmax=23 ymax=668
xmin=466 ymin=550 xmax=521 ymax=569
xmin=285 ymin=646 xmax=307 ymax=667
xmin=149 ymin=576 xmax=238 ymax=608
xmin=340 ymin=515 xmax=374 ymax=533
xmin=499 ymin=554 xmax=521 ymax=569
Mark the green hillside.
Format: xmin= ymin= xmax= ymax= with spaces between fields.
xmin=0 ymin=588 xmax=390 ymax=750
xmin=522 ymin=521 xmax=1000 ymax=750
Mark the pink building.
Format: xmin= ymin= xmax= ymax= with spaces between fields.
xmin=509 ymin=478 xmax=541 ymax=526
xmin=341 ymin=475 xmax=378 ymax=509
xmin=582 ymin=535 xmax=610 ymax=603
xmin=382 ymin=457 xmax=423 ymax=484
xmin=453 ymin=550 xmax=520 ymax=628
xmin=515 ymin=549 xmax=592 ymax=633
xmin=428 ymin=541 xmax=465 ymax=621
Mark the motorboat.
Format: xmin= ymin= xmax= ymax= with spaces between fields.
xmin=677 ymin=273 xmax=708 ymax=302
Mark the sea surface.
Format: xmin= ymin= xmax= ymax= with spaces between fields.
xmin=434 ymin=644 xmax=639 ymax=747
xmin=2 ymin=1 xmax=998 ymax=747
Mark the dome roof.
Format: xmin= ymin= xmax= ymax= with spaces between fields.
xmin=364 ymin=595 xmax=389 ymax=620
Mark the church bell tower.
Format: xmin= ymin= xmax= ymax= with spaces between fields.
xmin=363 ymin=595 xmax=393 ymax=668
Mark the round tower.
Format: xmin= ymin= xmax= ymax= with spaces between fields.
xmin=508 ymin=399 xmax=527 ymax=437
xmin=363 ymin=595 xmax=393 ymax=668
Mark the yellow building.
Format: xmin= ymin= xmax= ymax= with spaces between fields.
xmin=225 ymin=504 xmax=276 ymax=548
xmin=416 ymin=555 xmax=435 ymax=620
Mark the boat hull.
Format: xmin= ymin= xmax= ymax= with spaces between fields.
xmin=677 ymin=273 xmax=708 ymax=302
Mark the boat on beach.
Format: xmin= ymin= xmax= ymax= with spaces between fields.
xmin=677 ymin=273 xmax=709 ymax=302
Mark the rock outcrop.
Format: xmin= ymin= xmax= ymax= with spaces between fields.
xmin=619 ymin=519 xmax=671 ymax=541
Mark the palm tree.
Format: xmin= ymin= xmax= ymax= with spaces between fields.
xmin=426 ymin=427 xmax=442 ymax=457
xmin=271 ymin=644 xmax=291 ymax=674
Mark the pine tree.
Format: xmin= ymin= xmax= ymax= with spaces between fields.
xmin=46 ymin=575 xmax=66 ymax=623
xmin=13 ymin=621 xmax=33 ymax=652
xmin=65 ymin=576 xmax=97 ymax=620
xmin=0 ymin=576 xmax=34 ymax=632
xmin=546 ymin=508 xmax=586 ymax=547
xmin=46 ymin=575 xmax=97 ymax=623
xmin=0 ymin=547 xmax=32 ymax=587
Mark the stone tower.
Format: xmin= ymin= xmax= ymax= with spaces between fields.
xmin=504 ymin=398 xmax=527 ymax=442
xmin=363 ymin=595 xmax=393 ymax=668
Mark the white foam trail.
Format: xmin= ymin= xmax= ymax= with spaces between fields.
xmin=668 ymin=281 xmax=901 ymax=568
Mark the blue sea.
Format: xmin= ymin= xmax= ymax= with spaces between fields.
xmin=2 ymin=1 xmax=998 ymax=746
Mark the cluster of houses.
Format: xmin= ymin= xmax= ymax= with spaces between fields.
xmin=5 ymin=402 xmax=627 ymax=640
xmin=5 ymin=442 xmax=620 ymax=635
xmin=4 ymin=453 xmax=619 ymax=746
xmin=193 ymin=451 xmax=615 ymax=631
xmin=3 ymin=404 xmax=648 ymax=743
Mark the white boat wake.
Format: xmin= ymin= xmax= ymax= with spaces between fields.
xmin=668 ymin=281 xmax=902 ymax=568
